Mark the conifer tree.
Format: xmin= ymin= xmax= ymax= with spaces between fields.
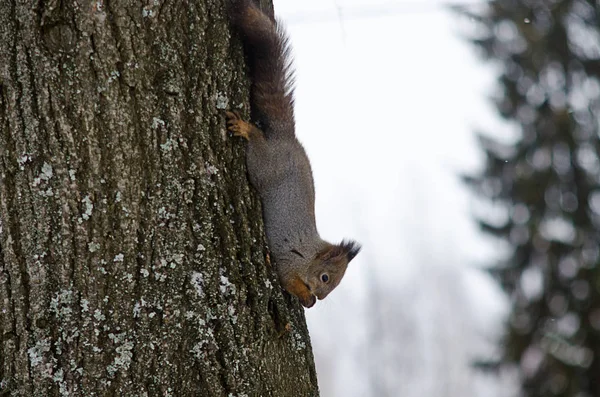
xmin=463 ymin=1 xmax=600 ymax=396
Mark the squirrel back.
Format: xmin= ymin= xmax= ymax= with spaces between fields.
xmin=228 ymin=0 xmax=361 ymax=308
xmin=230 ymin=0 xmax=295 ymax=138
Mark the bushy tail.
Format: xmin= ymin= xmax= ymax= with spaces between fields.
xmin=230 ymin=0 xmax=295 ymax=136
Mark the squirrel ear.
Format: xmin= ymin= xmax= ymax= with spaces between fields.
xmin=340 ymin=239 xmax=361 ymax=262
xmin=316 ymin=240 xmax=362 ymax=263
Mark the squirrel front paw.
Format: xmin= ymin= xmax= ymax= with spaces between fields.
xmin=283 ymin=276 xmax=317 ymax=308
xmin=225 ymin=111 xmax=252 ymax=140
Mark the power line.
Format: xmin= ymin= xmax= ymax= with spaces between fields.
xmin=282 ymin=1 xmax=491 ymax=24
xmin=333 ymin=0 xmax=348 ymax=43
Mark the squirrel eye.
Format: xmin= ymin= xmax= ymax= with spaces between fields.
xmin=321 ymin=274 xmax=329 ymax=283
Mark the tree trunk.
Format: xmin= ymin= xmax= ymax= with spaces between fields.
xmin=0 ymin=1 xmax=319 ymax=396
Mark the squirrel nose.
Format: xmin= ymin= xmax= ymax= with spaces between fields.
xmin=302 ymin=295 xmax=317 ymax=308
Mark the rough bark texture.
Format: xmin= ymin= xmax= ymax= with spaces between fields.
xmin=0 ymin=0 xmax=319 ymax=396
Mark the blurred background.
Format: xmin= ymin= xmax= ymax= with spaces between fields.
xmin=272 ymin=0 xmax=600 ymax=396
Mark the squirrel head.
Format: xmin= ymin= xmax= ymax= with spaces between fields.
xmin=303 ymin=240 xmax=361 ymax=304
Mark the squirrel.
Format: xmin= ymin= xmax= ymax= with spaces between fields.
xmin=226 ymin=0 xmax=361 ymax=308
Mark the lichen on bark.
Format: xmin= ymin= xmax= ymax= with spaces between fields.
xmin=0 ymin=1 xmax=319 ymax=396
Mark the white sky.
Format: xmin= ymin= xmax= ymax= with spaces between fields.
xmin=273 ymin=0 xmax=511 ymax=395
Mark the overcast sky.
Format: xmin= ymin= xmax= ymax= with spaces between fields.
xmin=272 ymin=0 xmax=513 ymax=395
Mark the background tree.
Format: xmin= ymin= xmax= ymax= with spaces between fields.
xmin=0 ymin=0 xmax=318 ymax=396
xmin=461 ymin=1 xmax=600 ymax=396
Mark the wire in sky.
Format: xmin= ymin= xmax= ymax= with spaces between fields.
xmin=284 ymin=0 xmax=491 ymax=24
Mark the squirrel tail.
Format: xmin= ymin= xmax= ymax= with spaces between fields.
xmin=230 ymin=0 xmax=295 ymax=136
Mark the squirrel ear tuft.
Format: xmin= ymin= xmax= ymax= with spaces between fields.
xmin=340 ymin=239 xmax=361 ymax=262
xmin=317 ymin=240 xmax=361 ymax=263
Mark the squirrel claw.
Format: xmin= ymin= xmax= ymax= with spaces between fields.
xmin=225 ymin=110 xmax=251 ymax=140
xmin=277 ymin=322 xmax=292 ymax=338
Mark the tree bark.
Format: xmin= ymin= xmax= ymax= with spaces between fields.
xmin=0 ymin=1 xmax=319 ymax=396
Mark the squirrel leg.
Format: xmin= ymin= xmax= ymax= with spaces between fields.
xmin=225 ymin=111 xmax=263 ymax=140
